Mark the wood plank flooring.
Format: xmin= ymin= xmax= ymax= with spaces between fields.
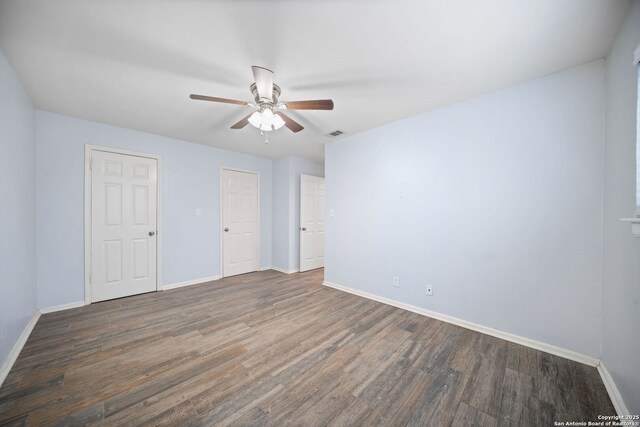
xmin=0 ymin=269 xmax=615 ymax=426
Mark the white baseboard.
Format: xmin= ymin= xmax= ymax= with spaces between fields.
xmin=40 ymin=301 xmax=85 ymax=314
xmin=0 ymin=310 xmax=41 ymax=388
xmin=271 ymin=266 xmax=299 ymax=274
xmin=259 ymin=266 xmax=272 ymax=271
xmin=161 ymin=275 xmax=220 ymax=291
xmin=597 ymin=361 xmax=629 ymax=416
xmin=322 ymin=280 xmax=600 ymax=367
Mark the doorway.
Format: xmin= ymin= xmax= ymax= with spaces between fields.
xmin=221 ymin=168 xmax=260 ymax=277
xmin=85 ymin=146 xmax=160 ymax=303
xmin=300 ymin=174 xmax=325 ymax=272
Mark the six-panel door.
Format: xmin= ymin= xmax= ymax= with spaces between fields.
xmin=91 ymin=150 xmax=158 ymax=302
xmin=300 ymin=174 xmax=325 ymax=272
xmin=222 ymin=169 xmax=259 ymax=277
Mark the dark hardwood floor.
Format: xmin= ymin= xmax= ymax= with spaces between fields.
xmin=0 ymin=269 xmax=615 ymax=426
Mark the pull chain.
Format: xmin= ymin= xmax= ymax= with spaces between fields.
xmin=260 ymin=130 xmax=268 ymax=144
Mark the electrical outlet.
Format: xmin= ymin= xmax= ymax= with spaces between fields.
xmin=426 ymin=285 xmax=433 ymax=296
xmin=393 ymin=276 xmax=399 ymax=288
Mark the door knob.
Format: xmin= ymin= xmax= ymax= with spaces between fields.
xmin=300 ymin=227 xmax=307 ymax=231
xmin=224 ymin=228 xmax=229 ymax=232
xmin=149 ymin=231 xmax=155 ymax=236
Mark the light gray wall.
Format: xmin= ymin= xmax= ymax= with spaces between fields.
xmin=325 ymin=60 xmax=606 ymax=357
xmin=288 ymin=156 xmax=324 ymax=270
xmin=272 ymin=156 xmax=290 ymax=271
xmin=0 ymin=50 xmax=37 ymax=362
xmin=36 ymin=111 xmax=272 ymax=308
xmin=271 ymin=155 xmax=324 ymax=272
xmin=602 ymin=0 xmax=640 ymax=414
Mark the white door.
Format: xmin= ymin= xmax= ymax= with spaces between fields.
xmin=222 ymin=169 xmax=259 ymax=277
xmin=91 ymin=150 xmax=158 ymax=302
xmin=300 ymin=175 xmax=325 ymax=272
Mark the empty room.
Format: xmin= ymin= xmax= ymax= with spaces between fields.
xmin=1 ymin=0 xmax=639 ymax=425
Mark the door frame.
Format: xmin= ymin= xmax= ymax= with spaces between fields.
xmin=299 ymin=174 xmax=325 ymax=272
xmin=219 ymin=167 xmax=261 ymax=278
xmin=84 ymin=145 xmax=162 ymax=304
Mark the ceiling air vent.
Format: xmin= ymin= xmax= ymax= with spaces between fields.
xmin=325 ymin=130 xmax=345 ymax=138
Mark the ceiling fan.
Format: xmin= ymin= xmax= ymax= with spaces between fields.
xmin=190 ymin=66 xmax=334 ymax=135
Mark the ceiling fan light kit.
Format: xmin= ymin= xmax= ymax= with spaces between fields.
xmin=249 ymin=108 xmax=286 ymax=132
xmin=190 ymin=65 xmax=334 ymax=139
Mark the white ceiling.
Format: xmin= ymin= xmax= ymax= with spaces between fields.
xmin=0 ymin=0 xmax=629 ymax=162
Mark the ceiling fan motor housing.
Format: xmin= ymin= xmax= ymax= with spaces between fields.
xmin=250 ymin=83 xmax=281 ymax=106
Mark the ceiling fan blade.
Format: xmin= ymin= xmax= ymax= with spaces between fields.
xmin=190 ymin=94 xmax=249 ymax=106
xmin=283 ymin=99 xmax=334 ymax=110
xmin=252 ymin=66 xmax=274 ymax=102
xmin=230 ymin=113 xmax=254 ymax=129
xmin=278 ymin=113 xmax=304 ymax=133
